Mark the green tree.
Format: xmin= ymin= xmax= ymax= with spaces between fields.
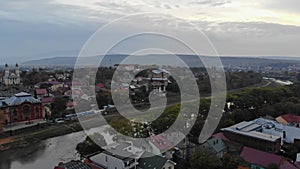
xmin=296 ymin=72 xmax=300 ymax=81
xmin=76 ymin=133 xmax=106 ymax=157
xmin=51 ymin=97 xmax=67 ymax=117
xmin=190 ymin=149 xmax=221 ymax=169
xmin=222 ymin=154 xmax=248 ymax=169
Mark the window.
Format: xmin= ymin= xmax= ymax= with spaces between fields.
xmin=23 ymin=105 xmax=30 ymax=114
xmin=12 ymin=109 xmax=17 ymax=116
xmin=36 ymin=107 xmax=39 ymax=113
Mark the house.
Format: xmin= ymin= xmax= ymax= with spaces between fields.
xmin=66 ymin=102 xmax=77 ymax=110
xmin=149 ymin=134 xmax=174 ymax=159
xmin=65 ymin=81 xmax=86 ymax=89
xmin=64 ymin=89 xmax=84 ymax=99
xmin=54 ymin=160 xmax=91 ymax=169
xmin=0 ymin=102 xmax=6 ymax=126
xmin=212 ymin=132 xmax=230 ymax=141
xmin=36 ymin=81 xmax=63 ymax=91
xmin=0 ymin=92 xmax=43 ymax=124
xmin=128 ymin=68 xmax=171 ymax=97
xmin=199 ymin=137 xmax=228 ymax=158
xmin=35 ymin=89 xmax=48 ymax=99
xmin=213 ymin=132 xmax=244 ymax=156
xmin=96 ymin=83 xmax=105 ymax=93
xmin=85 ymin=140 xmax=176 ymax=169
xmin=85 ymin=142 xmax=144 ymax=169
xmin=276 ymin=114 xmax=300 ymax=127
xmin=137 ymin=152 xmax=175 ymax=169
xmin=173 ymin=137 xmax=196 ymax=161
xmin=240 ymin=146 xmax=298 ymax=169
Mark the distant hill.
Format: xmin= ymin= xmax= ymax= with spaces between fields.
xmin=23 ymin=54 xmax=300 ymax=68
xmin=23 ymin=57 xmax=77 ymax=66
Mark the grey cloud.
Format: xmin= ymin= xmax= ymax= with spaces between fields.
xmin=189 ymin=0 xmax=231 ymax=7
xmin=212 ymin=22 xmax=300 ymax=38
xmin=262 ymin=0 xmax=300 ymax=14
xmin=164 ymin=4 xmax=172 ymax=9
xmin=211 ymin=0 xmax=231 ymax=6
xmin=93 ymin=1 xmax=143 ymax=14
xmin=0 ymin=0 xmax=99 ymax=27
xmin=197 ymin=21 xmax=300 ymax=56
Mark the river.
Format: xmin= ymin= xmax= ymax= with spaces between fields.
xmin=0 ymin=125 xmax=114 ymax=169
xmin=0 ymin=131 xmax=85 ymax=169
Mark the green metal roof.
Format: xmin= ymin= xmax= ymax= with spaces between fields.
xmin=138 ymin=152 xmax=168 ymax=169
xmin=206 ymin=137 xmax=227 ymax=153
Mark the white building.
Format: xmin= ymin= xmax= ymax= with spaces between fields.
xmin=87 ymin=141 xmax=176 ymax=169
xmin=254 ymin=118 xmax=300 ymax=144
xmin=1 ymin=64 xmax=21 ymax=86
xmin=88 ymin=142 xmax=144 ymax=169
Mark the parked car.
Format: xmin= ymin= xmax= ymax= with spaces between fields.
xmin=55 ymin=118 xmax=65 ymax=124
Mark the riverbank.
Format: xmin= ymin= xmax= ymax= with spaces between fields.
xmin=0 ymin=122 xmax=83 ymax=151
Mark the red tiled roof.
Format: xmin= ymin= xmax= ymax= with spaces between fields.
xmin=240 ymin=147 xmax=298 ymax=169
xmin=280 ymin=114 xmax=300 ymax=123
xmin=66 ymin=81 xmax=86 ymax=86
xmin=36 ymin=89 xmax=47 ymax=95
xmin=281 ymin=161 xmax=299 ymax=169
xmin=66 ymin=102 xmax=77 ymax=107
xmin=41 ymin=97 xmax=54 ymax=103
xmin=96 ymin=83 xmax=104 ymax=88
xmin=150 ymin=134 xmax=173 ymax=152
xmin=212 ymin=132 xmax=230 ymax=141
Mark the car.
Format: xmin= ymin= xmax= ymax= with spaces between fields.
xmin=55 ymin=118 xmax=65 ymax=124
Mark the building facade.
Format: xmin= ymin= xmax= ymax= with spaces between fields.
xmin=0 ymin=92 xmax=43 ymax=124
xmin=1 ymin=64 xmax=21 ymax=86
xmin=222 ymin=120 xmax=282 ymax=153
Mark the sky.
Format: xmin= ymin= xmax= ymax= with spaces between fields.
xmin=0 ymin=0 xmax=300 ymax=63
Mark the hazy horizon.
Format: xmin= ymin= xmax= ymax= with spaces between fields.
xmin=1 ymin=0 xmax=300 ymax=64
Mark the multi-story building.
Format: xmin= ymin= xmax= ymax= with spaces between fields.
xmin=0 ymin=92 xmax=43 ymax=124
xmin=221 ymin=120 xmax=282 ymax=153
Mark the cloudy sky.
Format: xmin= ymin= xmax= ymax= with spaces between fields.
xmin=0 ymin=0 xmax=300 ymax=63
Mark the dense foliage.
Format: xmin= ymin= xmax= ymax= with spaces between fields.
xmin=76 ymin=133 xmax=106 ymax=157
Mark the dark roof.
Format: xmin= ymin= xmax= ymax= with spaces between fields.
xmin=280 ymin=114 xmax=300 ymax=123
xmin=4 ymin=92 xmax=40 ymax=106
xmin=212 ymin=132 xmax=230 ymax=141
xmin=205 ymin=137 xmax=227 ymax=153
xmin=138 ymin=152 xmax=168 ymax=169
xmin=41 ymin=97 xmax=54 ymax=103
xmin=54 ymin=161 xmax=91 ymax=169
xmin=240 ymin=146 xmax=282 ymax=167
xmin=240 ymin=147 xmax=298 ymax=169
xmin=36 ymin=89 xmax=48 ymax=95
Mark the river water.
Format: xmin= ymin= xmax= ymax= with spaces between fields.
xmin=0 ymin=125 xmax=113 ymax=169
xmin=0 ymin=131 xmax=85 ymax=169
